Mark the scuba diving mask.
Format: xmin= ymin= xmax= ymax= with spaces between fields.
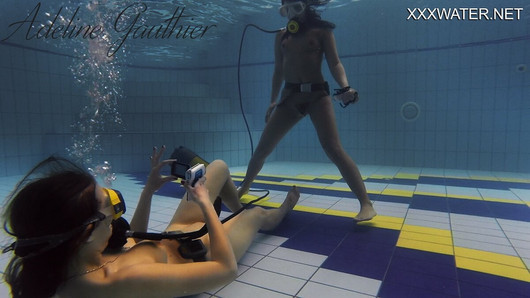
xmin=279 ymin=1 xmax=307 ymax=19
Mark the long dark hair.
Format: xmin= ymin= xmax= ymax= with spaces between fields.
xmin=2 ymin=157 xmax=98 ymax=298
xmin=302 ymin=2 xmax=335 ymax=30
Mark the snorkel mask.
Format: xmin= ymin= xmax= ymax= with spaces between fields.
xmin=3 ymin=188 xmax=126 ymax=257
xmin=279 ymin=1 xmax=307 ymax=19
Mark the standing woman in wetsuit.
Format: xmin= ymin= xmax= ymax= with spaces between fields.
xmin=238 ymin=0 xmax=376 ymax=222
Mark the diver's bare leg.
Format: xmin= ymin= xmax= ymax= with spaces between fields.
xmin=202 ymin=186 xmax=300 ymax=261
xmin=238 ymin=105 xmax=303 ymax=198
xmin=168 ymin=160 xmax=242 ymax=228
xmin=308 ymin=96 xmax=376 ymax=222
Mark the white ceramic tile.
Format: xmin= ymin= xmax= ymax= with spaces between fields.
xmin=301 ymin=194 xmax=341 ymax=205
xmin=238 ymin=252 xmax=265 ymax=267
xmin=503 ymin=230 xmax=530 ymax=242
xmin=310 ymin=268 xmax=381 ymax=296
xmin=268 ymin=247 xmax=327 ymax=267
xmin=446 ymin=186 xmax=481 ymax=197
xmin=415 ymin=183 xmax=446 ymax=194
xmin=450 ymin=214 xmax=500 ymax=226
xmin=452 ymin=231 xmax=511 ymax=246
xmin=510 ymin=188 xmax=530 ymax=202
xmin=329 ymin=198 xmax=358 ymax=211
xmin=237 ymin=268 xmax=306 ymax=296
xmin=497 ymin=219 xmax=530 ymax=233
xmin=247 ymin=242 xmax=278 ymax=256
xmin=453 ymin=239 xmax=518 ymax=256
xmin=364 ymin=182 xmax=388 ymax=193
xmin=510 ymin=239 xmax=530 ymax=250
xmin=451 ymin=223 xmax=505 ymax=238
xmin=515 ymin=247 xmax=530 ymax=259
xmin=407 ymin=209 xmax=449 ymax=221
xmin=298 ymin=281 xmax=375 ymax=298
xmin=215 ymin=281 xmax=291 ymax=298
xmin=384 ymin=184 xmax=416 ymax=192
xmin=254 ymin=256 xmax=318 ymax=280
xmin=404 ymin=218 xmax=450 ymax=230
xmin=477 ymin=188 xmax=520 ymax=200
xmin=253 ymin=233 xmax=288 ymax=246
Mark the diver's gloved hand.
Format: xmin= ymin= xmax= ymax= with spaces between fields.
xmin=333 ymin=86 xmax=359 ymax=108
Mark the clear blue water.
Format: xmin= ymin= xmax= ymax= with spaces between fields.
xmin=0 ymin=2 xmax=530 ymax=297
xmin=0 ymin=0 xmax=529 ymax=175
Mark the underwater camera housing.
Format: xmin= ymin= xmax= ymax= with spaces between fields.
xmin=185 ymin=163 xmax=205 ymax=186
xmin=171 ymin=161 xmax=205 ymax=186
xmin=170 ymin=146 xmax=209 ymax=186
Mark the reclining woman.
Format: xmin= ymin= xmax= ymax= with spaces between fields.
xmin=2 ymin=146 xmax=299 ymax=298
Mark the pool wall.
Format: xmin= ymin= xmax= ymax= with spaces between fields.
xmin=1 ymin=0 xmax=529 ymax=177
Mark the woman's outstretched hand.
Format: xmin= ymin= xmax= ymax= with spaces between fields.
xmin=146 ymin=145 xmax=176 ymax=192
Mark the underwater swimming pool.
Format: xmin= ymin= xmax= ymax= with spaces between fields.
xmin=0 ymin=0 xmax=529 ymax=297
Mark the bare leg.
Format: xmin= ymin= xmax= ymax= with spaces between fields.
xmin=307 ymin=96 xmax=377 ymax=222
xmin=202 ymin=186 xmax=300 ymax=260
xmin=238 ymin=104 xmax=303 ymax=198
xmin=167 ymin=160 xmax=243 ymax=229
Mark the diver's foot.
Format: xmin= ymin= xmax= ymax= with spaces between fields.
xmin=280 ymin=185 xmax=300 ymax=211
xmin=353 ymin=201 xmax=377 ymax=222
xmin=237 ymin=184 xmax=249 ymax=199
xmin=260 ymin=186 xmax=300 ymax=231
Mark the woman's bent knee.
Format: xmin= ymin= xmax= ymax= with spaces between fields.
xmin=208 ymin=160 xmax=229 ymax=174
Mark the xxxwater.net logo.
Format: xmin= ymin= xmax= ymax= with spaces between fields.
xmin=407 ymin=7 xmax=524 ymax=21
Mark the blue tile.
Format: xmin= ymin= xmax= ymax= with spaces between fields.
xmin=459 ymin=281 xmax=530 ymax=298
xmin=322 ymin=246 xmax=391 ymax=280
xmin=346 ymin=225 xmax=401 ymax=247
xmin=418 ymin=176 xmax=446 ymax=185
xmin=389 ymin=253 xmax=456 ymax=280
xmin=322 ymin=228 xmax=399 ymax=279
xmin=384 ymin=265 xmax=459 ymax=297
xmin=394 ymin=248 xmax=455 ymax=267
xmin=378 ymin=282 xmax=458 ymax=298
xmin=410 ymin=195 xmax=449 ymax=212
xmin=486 ymin=201 xmax=530 ymax=222
xmin=377 ymin=194 xmax=413 ymax=205
xmin=281 ymin=214 xmax=351 ymax=255
xmin=447 ymin=198 xmax=493 ymax=217
xmin=457 ymin=269 xmax=530 ymax=298
xmin=266 ymin=210 xmax=319 ymax=238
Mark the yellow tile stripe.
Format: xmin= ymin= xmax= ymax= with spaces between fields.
xmin=382 ymin=189 xmax=414 ymax=197
xmin=319 ymin=175 xmax=342 ymax=180
xmin=397 ymin=238 xmax=454 ymax=255
xmin=397 ymin=225 xmax=454 ymax=255
xmin=454 ymin=247 xmax=526 ymax=268
xmin=413 ymin=191 xmax=446 ymax=198
xmin=395 ymin=225 xmax=530 ymax=282
xmin=395 ymin=173 xmax=420 ymax=180
xmin=483 ymin=197 xmax=525 ymax=204
xmin=455 ymin=256 xmax=530 ymax=282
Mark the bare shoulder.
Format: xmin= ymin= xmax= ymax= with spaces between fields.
xmin=316 ymin=28 xmax=334 ymax=40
